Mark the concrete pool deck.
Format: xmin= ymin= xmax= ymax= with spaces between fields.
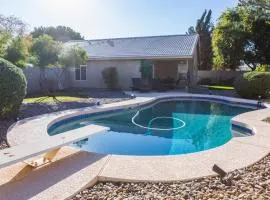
xmin=2 ymin=92 xmax=270 ymax=199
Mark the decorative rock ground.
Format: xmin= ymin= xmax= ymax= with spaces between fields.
xmin=73 ymin=154 xmax=270 ymax=199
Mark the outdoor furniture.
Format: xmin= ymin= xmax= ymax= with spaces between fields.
xmin=161 ymin=77 xmax=175 ymax=90
xmin=176 ymin=73 xmax=188 ymax=88
xmin=0 ymin=125 xmax=109 ymax=169
xmin=131 ymin=78 xmax=152 ymax=92
xmin=152 ymin=79 xmax=167 ymax=91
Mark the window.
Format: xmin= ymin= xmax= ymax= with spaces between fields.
xmin=75 ymin=65 xmax=87 ymax=80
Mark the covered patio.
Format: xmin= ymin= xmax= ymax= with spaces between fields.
xmin=152 ymin=59 xmax=191 ymax=88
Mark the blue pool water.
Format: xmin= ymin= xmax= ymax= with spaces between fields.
xmin=49 ymin=100 xmax=255 ymax=155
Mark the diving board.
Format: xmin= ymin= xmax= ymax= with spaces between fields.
xmin=0 ymin=124 xmax=109 ymax=169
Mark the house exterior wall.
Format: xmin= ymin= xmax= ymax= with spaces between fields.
xmin=67 ymin=60 xmax=141 ymax=89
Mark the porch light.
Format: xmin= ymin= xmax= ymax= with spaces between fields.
xmin=257 ymin=96 xmax=262 ymax=109
xmin=131 ymin=93 xmax=136 ymax=99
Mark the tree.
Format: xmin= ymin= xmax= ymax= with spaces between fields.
xmin=213 ymin=6 xmax=269 ymax=70
xmin=59 ymin=45 xmax=88 ymax=67
xmin=30 ymin=34 xmax=62 ymax=99
xmin=31 ymin=34 xmax=62 ymax=67
xmin=32 ymin=26 xmax=84 ymax=42
xmin=58 ymin=45 xmax=88 ymax=92
xmin=186 ymin=26 xmax=196 ymax=35
xmin=0 ymin=32 xmax=11 ymax=57
xmin=213 ymin=7 xmax=248 ymax=70
xmin=239 ymin=0 xmax=270 ymax=10
xmin=3 ymin=36 xmax=32 ymax=68
xmin=243 ymin=18 xmax=270 ymax=69
xmin=0 ymin=15 xmax=27 ymax=57
xmin=187 ymin=10 xmax=214 ymax=70
xmin=0 ymin=15 xmax=27 ymax=36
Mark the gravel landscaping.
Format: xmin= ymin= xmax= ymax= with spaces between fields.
xmin=73 ymin=154 xmax=270 ymax=200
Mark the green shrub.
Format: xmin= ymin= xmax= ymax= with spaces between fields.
xmin=102 ymin=67 xmax=118 ymax=89
xmin=140 ymin=60 xmax=152 ymax=80
xmin=255 ymin=64 xmax=270 ymax=72
xmin=0 ymin=58 xmax=27 ymax=118
xmin=234 ymin=72 xmax=270 ymax=98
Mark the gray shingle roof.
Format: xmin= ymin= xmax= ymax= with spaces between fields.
xmin=66 ymin=34 xmax=199 ymax=60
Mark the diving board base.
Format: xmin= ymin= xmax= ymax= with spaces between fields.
xmin=24 ymin=158 xmax=51 ymax=168
xmin=23 ymin=148 xmax=61 ymax=168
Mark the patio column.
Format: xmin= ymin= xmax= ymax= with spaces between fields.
xmin=152 ymin=63 xmax=155 ymax=79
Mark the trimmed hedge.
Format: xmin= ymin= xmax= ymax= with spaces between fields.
xmin=0 ymin=58 xmax=27 ymax=118
xmin=234 ymin=72 xmax=270 ymax=98
xmin=102 ymin=67 xmax=118 ymax=90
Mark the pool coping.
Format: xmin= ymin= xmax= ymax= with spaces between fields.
xmin=4 ymin=93 xmax=270 ymax=199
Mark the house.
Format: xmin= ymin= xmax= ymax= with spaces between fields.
xmin=65 ymin=34 xmax=199 ymax=89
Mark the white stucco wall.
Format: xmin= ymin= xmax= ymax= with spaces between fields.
xmin=68 ymin=60 xmax=141 ymax=89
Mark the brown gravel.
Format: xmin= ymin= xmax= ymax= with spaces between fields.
xmin=73 ymin=154 xmax=270 ymax=200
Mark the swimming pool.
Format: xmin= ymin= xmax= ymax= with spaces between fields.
xmin=48 ymin=99 xmax=255 ymax=155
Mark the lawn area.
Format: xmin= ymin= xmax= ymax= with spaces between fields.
xmin=207 ymin=85 xmax=234 ymax=90
xmin=23 ymin=96 xmax=89 ymax=103
xmin=23 ymin=92 xmax=90 ymax=104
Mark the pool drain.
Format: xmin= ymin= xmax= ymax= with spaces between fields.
xmin=131 ymin=111 xmax=186 ymax=131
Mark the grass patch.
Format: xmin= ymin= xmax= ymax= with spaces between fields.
xmin=23 ymin=96 xmax=87 ymax=103
xmin=208 ymin=85 xmax=234 ymax=90
xmin=23 ymin=92 xmax=89 ymax=104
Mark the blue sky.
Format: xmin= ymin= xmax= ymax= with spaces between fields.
xmin=0 ymin=0 xmax=237 ymax=39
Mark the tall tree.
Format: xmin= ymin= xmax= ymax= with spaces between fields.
xmin=0 ymin=14 xmax=27 ymax=36
xmin=31 ymin=26 xmax=84 ymax=42
xmin=59 ymin=45 xmax=88 ymax=67
xmin=0 ymin=15 xmax=27 ymax=57
xmin=243 ymin=18 xmax=270 ymax=69
xmin=4 ymin=36 xmax=30 ymax=68
xmin=213 ymin=5 xmax=269 ymax=70
xmin=30 ymin=34 xmax=62 ymax=67
xmin=239 ymin=0 xmax=270 ymax=10
xmin=187 ymin=10 xmax=214 ymax=70
xmin=212 ymin=7 xmax=249 ymax=70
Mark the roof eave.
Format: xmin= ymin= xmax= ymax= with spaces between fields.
xmin=88 ymin=55 xmax=193 ymax=61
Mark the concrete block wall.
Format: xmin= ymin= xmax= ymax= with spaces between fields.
xmin=197 ymin=70 xmax=244 ymax=85
xmin=23 ymin=67 xmax=69 ymax=95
